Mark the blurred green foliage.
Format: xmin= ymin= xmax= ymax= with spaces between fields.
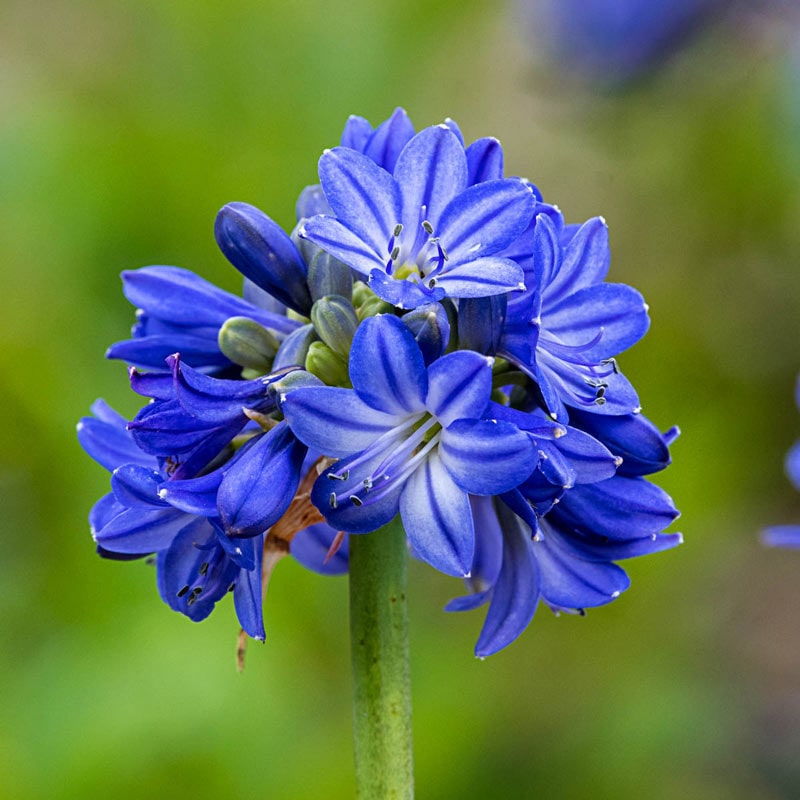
xmin=2 ymin=2 xmax=800 ymax=798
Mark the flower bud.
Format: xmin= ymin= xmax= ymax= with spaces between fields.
xmin=309 ymin=295 xmax=358 ymax=357
xmin=272 ymin=323 xmax=317 ymax=370
xmin=218 ymin=316 xmax=280 ymax=373
xmin=304 ymin=341 xmax=350 ymax=387
xmin=401 ymin=303 xmax=450 ymax=365
xmin=307 ymin=250 xmax=354 ymax=303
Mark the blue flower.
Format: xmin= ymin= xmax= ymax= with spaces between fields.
xmin=520 ymin=0 xmax=723 ymax=88
xmin=299 ymin=124 xmax=537 ymax=310
xmin=489 ymin=211 xmax=650 ymax=420
xmin=107 ymin=266 xmax=299 ymax=373
xmin=77 ymin=400 xmax=267 ymax=639
xmin=283 ymin=314 xmax=542 ymax=576
xmin=763 ymin=375 xmax=800 ymax=548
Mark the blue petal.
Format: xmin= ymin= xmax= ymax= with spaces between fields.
xmin=215 ymin=203 xmax=312 ymax=315
xmin=466 ymin=137 xmax=504 ymax=184
xmin=94 ymin=505 xmax=190 ymax=554
xmin=401 ymin=303 xmax=451 ymax=365
xmin=545 ymin=217 xmax=610 ymax=303
xmin=300 ymin=215 xmax=384 ymax=277
xmin=107 ymin=334 xmax=231 ymax=372
xmin=170 ymin=354 xmax=286 ymax=423
xmin=394 ymin=126 xmax=468 ymax=226
xmin=128 ymin=369 xmax=175 ymax=400
xmin=283 ymin=386 xmax=400 ymax=457
xmin=77 ymin=413 xmax=151 ymax=472
xmin=425 ymin=350 xmax=493 ymax=426
xmin=566 ymin=408 xmax=672 ymax=477
xmin=317 ymin=147 xmax=402 ymax=255
xmin=111 ymin=464 xmax=167 ymax=508
xmin=291 ymin=523 xmax=349 ymax=575
xmin=296 ymin=184 xmax=332 ymax=219
xmin=160 ymin=469 xmax=224 ymax=517
xmin=549 ymin=475 xmax=679 ymax=540
xmin=89 ymin=492 xmax=126 ymax=533
xmin=435 ymin=257 xmax=525 ymax=298
xmin=340 ymin=114 xmax=374 ymax=150
xmin=457 ymin=296 xmax=507 ymax=355
xmin=536 ymin=526 xmax=630 ymax=609
xmin=218 ymin=423 xmax=306 ymax=537
xmin=366 ymin=268 xmax=444 ymax=310
xmin=556 ymin=530 xmax=683 ymax=561
xmin=474 ymin=504 xmax=540 ymax=657
xmin=545 ymin=283 xmax=650 ymax=360
xmin=762 ymin=526 xmax=800 ymax=548
xmin=786 ymin=440 xmax=800 ymax=491
xmin=349 ymin=315 xmax=428 ymax=415
xmin=437 ymin=179 xmax=535 ymax=264
xmin=233 ymin=534 xmax=265 ymax=640
xmin=548 ymin=425 xmax=618 ymax=484
xmin=120 ymin=266 xmax=296 ymax=335
xmin=439 ymin=419 xmax=537 ymax=494
xmin=399 ymin=451 xmax=473 ymax=577
xmin=363 ymin=107 xmax=415 ymax=172
xmin=273 ymin=323 xmax=317 ymax=370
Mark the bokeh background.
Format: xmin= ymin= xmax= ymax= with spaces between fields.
xmin=3 ymin=1 xmax=800 ymax=798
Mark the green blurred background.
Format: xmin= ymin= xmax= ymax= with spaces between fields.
xmin=3 ymin=2 xmax=800 ymax=798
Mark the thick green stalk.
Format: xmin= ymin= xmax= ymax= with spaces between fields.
xmin=349 ymin=515 xmax=414 ymax=799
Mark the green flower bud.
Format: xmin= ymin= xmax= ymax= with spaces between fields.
xmin=305 ymin=341 xmax=350 ymax=387
xmin=218 ymin=316 xmax=280 ymax=373
xmin=309 ymin=294 xmax=358 ymax=357
xmin=356 ymin=294 xmax=393 ymax=321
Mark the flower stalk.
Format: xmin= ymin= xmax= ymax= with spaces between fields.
xmin=349 ymin=515 xmax=414 ymax=799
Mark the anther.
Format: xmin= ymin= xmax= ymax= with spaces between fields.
xmin=393 ymin=223 xmax=404 ymax=237
xmin=227 ymin=582 xmax=236 ymax=593
xmin=199 ymin=562 xmax=209 ymax=576
xmin=177 ymin=585 xmax=190 ymax=598
xmin=327 ymin=470 xmax=349 ymax=481
xmin=428 ymin=278 xmax=436 ymax=288
xmin=329 ymin=492 xmax=338 ymax=509
xmin=362 ymin=477 xmax=373 ymax=491
xmin=390 ymin=245 xmax=400 ymax=261
xmin=349 ymin=495 xmax=363 ymax=507
xmin=601 ymin=358 xmax=619 ymax=374
xmin=422 ymin=220 xmax=434 ymax=234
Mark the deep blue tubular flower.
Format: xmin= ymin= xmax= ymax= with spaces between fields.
xmin=106 ymin=267 xmax=298 ymax=373
xmin=448 ymin=473 xmax=681 ymax=656
xmin=77 ymin=400 xmax=267 ymax=639
xmin=283 ymin=314 xmax=539 ymax=576
xmin=214 ymin=202 xmax=314 ymax=316
xmin=763 ymin=375 xmax=800 ymax=548
xmin=299 ymin=125 xmax=536 ymax=310
xmin=502 ymin=212 xmax=649 ymax=420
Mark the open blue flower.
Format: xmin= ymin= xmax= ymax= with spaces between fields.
xmin=283 ymin=314 xmax=539 ymax=576
xmin=448 ymin=472 xmax=681 ymax=657
xmin=299 ymin=125 xmax=537 ymax=310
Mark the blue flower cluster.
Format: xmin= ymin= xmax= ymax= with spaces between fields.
xmin=763 ymin=375 xmax=800 ymax=549
xmin=79 ymin=108 xmax=680 ymax=655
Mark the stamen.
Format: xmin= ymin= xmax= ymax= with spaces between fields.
xmin=199 ymin=562 xmax=209 ymax=576
xmin=349 ymin=495 xmax=363 ymax=507
xmin=177 ymin=585 xmax=190 ymax=598
xmin=393 ymin=223 xmax=404 ymax=237
xmin=422 ymin=220 xmax=434 ymax=234
xmin=327 ymin=470 xmax=350 ymax=481
xmin=390 ymin=245 xmax=400 ymax=261
xmin=600 ymin=357 xmax=619 ymax=374
xmin=329 ymin=492 xmax=338 ymax=509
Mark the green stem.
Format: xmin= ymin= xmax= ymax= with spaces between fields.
xmin=349 ymin=515 xmax=414 ymax=799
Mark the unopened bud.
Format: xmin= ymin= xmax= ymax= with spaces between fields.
xmin=307 ymin=250 xmax=354 ymax=303
xmin=218 ymin=316 xmax=280 ymax=373
xmin=305 ymin=341 xmax=350 ymax=387
xmin=310 ymin=295 xmax=358 ymax=357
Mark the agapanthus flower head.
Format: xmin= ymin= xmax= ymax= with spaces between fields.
xmin=79 ymin=106 xmax=680 ymax=655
